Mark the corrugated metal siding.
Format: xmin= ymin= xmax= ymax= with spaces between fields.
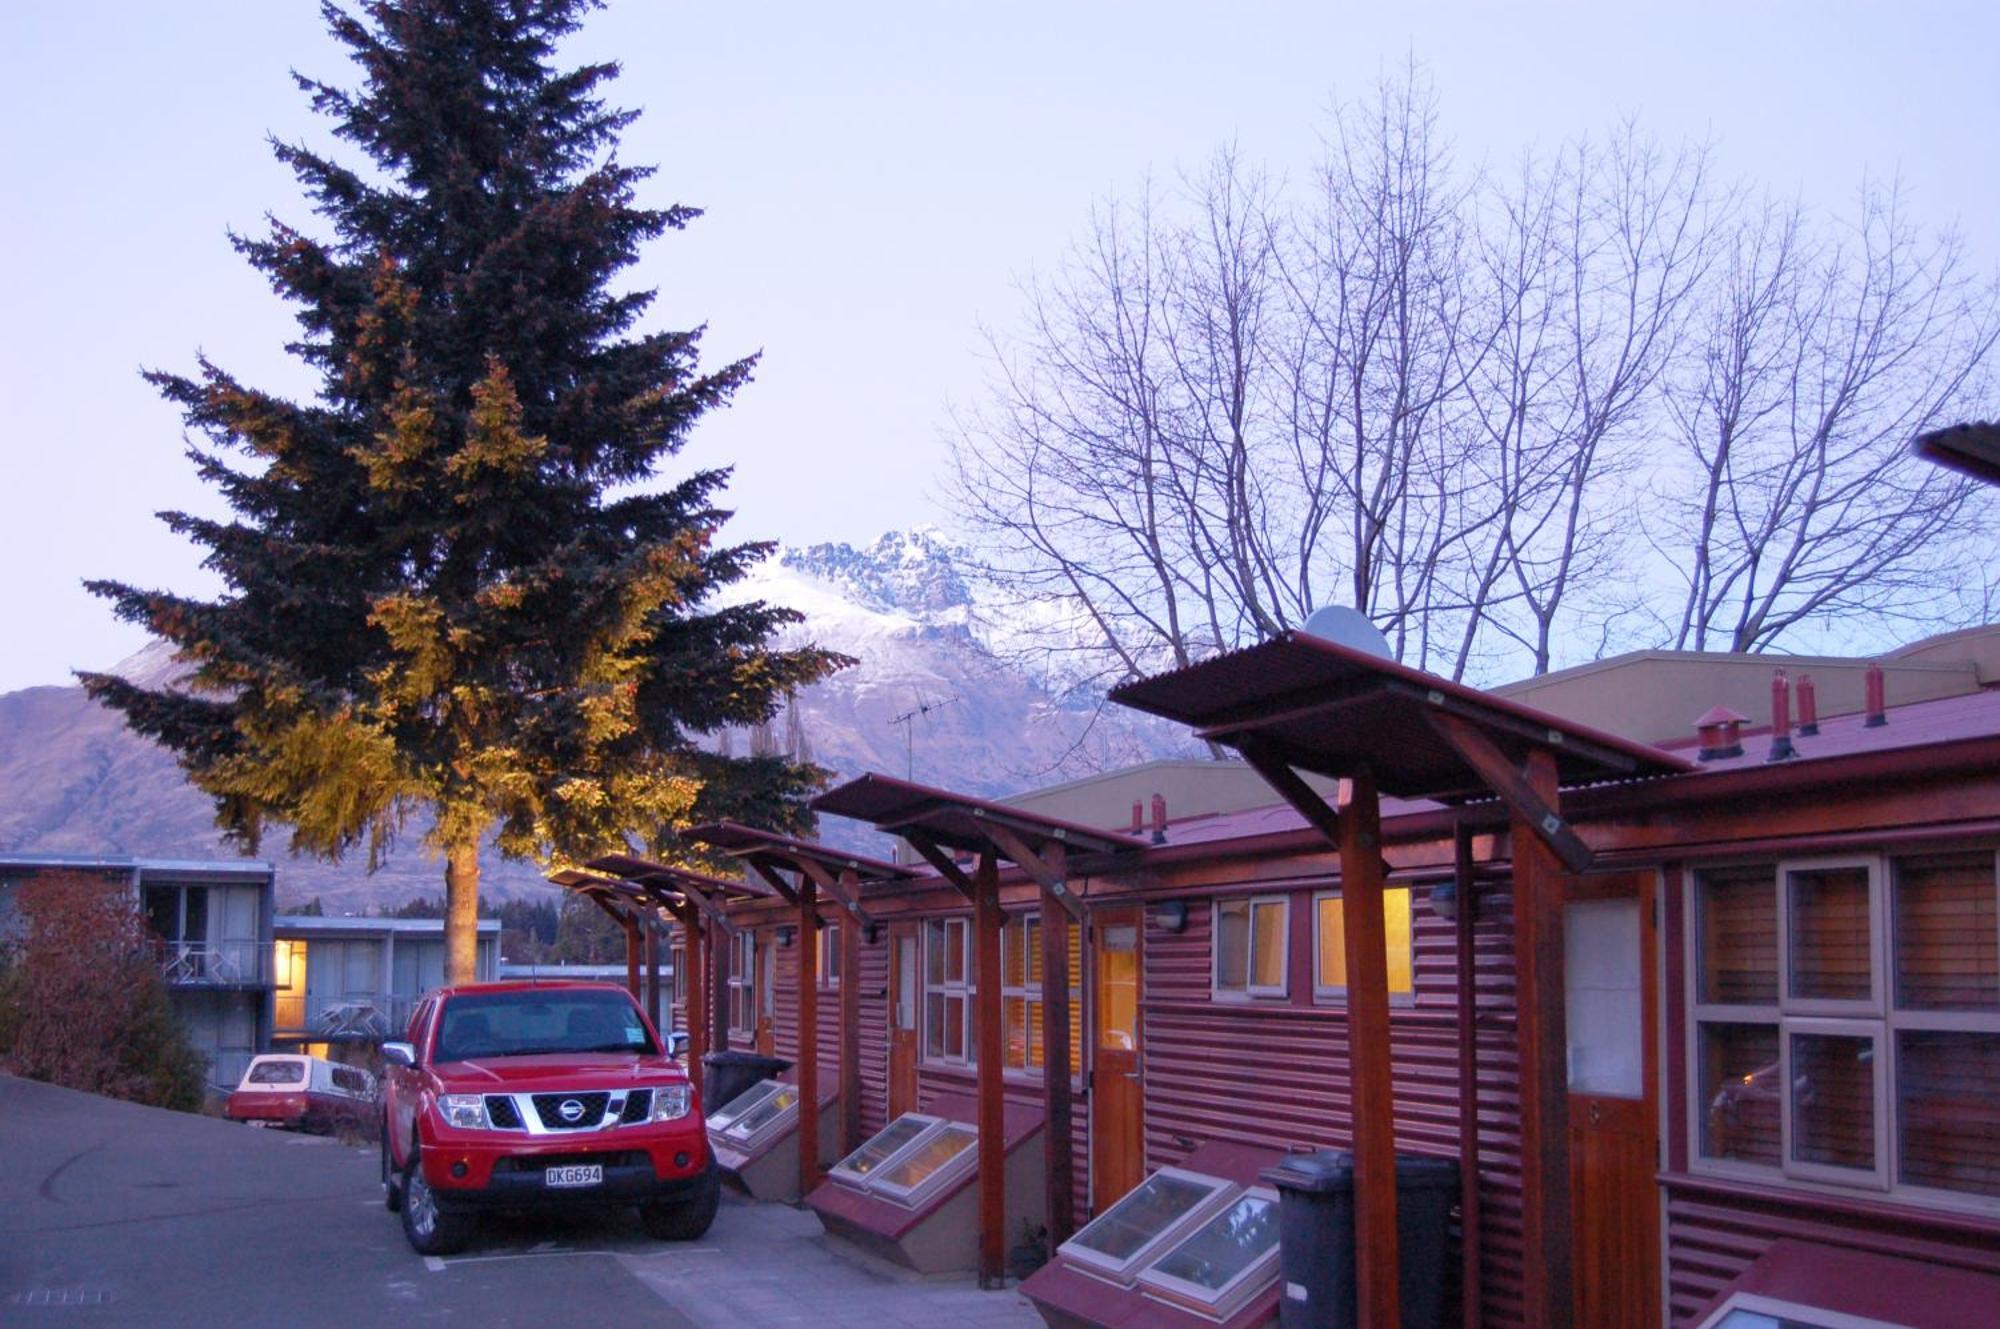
xmin=1139 ymin=884 xmax=1529 ymax=1329
xmin=857 ymin=937 xmax=889 ymax=1139
xmin=1664 ymin=1184 xmax=2000 ymax=1325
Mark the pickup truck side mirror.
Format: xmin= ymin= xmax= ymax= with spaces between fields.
xmin=380 ymin=1041 xmax=417 ymax=1069
xmin=665 ymin=1031 xmax=690 ymax=1060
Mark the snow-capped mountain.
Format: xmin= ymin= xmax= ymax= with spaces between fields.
xmin=0 ymin=532 xmax=1190 ymax=909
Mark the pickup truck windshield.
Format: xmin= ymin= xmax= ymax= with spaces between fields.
xmin=434 ymin=990 xmax=658 ymax=1062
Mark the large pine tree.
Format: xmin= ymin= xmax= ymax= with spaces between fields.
xmin=83 ymin=0 xmax=845 ymax=982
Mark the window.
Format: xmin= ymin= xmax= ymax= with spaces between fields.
xmin=1689 ymin=852 xmax=2000 ymax=1210
xmin=1059 ymin=1166 xmax=1238 ymax=1285
xmin=1136 ymin=1186 xmax=1282 ymax=1320
xmin=727 ymin=931 xmax=756 ymax=1038
xmin=867 ymin=1121 xmax=979 ymax=1206
xmin=670 ymin=943 xmax=687 ymax=1006
xmin=923 ymin=918 xmax=973 ymax=1065
xmin=831 ymin=1113 xmax=941 ymax=1186
xmin=818 ymin=922 xmax=840 ymax=989
xmin=1001 ymin=914 xmax=1083 ymax=1074
xmin=1214 ymin=896 xmax=1288 ymax=998
xmin=716 ymin=1080 xmax=801 ymax=1152
xmin=708 ymin=1077 xmax=784 ymax=1134
xmin=1313 ymin=888 xmax=1414 ymax=1000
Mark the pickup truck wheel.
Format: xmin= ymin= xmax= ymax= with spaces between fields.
xmin=640 ymin=1154 xmax=720 ymax=1241
xmin=399 ymin=1144 xmax=474 ymax=1256
xmin=381 ymin=1116 xmax=402 ymax=1212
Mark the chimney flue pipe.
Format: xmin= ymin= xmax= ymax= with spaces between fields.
xmin=1150 ymin=794 xmax=1167 ymax=845
xmin=1865 ymin=662 xmax=1888 ymax=727
xmin=1768 ymin=669 xmax=1797 ymax=762
xmin=1796 ymin=675 xmax=1819 ymax=736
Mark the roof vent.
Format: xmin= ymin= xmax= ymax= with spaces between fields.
xmin=1150 ymin=794 xmax=1168 ymax=845
xmin=1130 ymin=800 xmax=1144 ymax=834
xmin=1694 ymin=706 xmax=1747 ymax=761
xmin=1796 ymin=674 xmax=1819 ymax=737
xmin=1865 ymin=662 xmax=1888 ymax=727
xmin=1768 ymin=670 xmax=1797 ymax=762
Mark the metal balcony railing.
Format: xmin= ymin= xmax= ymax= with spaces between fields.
xmin=155 ymin=940 xmax=266 ymax=986
xmin=272 ymin=994 xmax=420 ymax=1040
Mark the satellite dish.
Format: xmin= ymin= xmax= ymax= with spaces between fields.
xmin=1299 ymin=605 xmax=1393 ymax=661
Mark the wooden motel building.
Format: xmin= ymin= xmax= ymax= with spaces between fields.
xmin=557 ymin=621 xmax=2000 ymax=1329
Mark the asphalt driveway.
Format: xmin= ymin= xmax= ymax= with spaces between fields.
xmin=0 ymin=1074 xmax=1038 ymax=1328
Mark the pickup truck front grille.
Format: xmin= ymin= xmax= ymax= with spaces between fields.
xmin=485 ymin=1095 xmax=524 ymax=1129
xmin=619 ymin=1089 xmax=654 ymax=1124
xmin=531 ymin=1091 xmax=611 ymax=1130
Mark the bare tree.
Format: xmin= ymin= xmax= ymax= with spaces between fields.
xmin=1658 ymin=180 xmax=2000 ymax=652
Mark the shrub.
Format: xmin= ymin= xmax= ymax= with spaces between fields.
xmin=0 ymin=872 xmax=206 ymax=1111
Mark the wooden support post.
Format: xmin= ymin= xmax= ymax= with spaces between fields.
xmin=1513 ymin=749 xmax=1573 ymax=1328
xmin=839 ymin=870 xmax=863 ymax=1156
xmin=686 ymin=916 xmax=708 ymax=1074
xmin=797 ymin=874 xmax=820 ymax=1201
xmin=1040 ymin=840 xmax=1076 ymax=1245
xmin=975 ymin=852 xmax=1006 ymax=1288
xmin=1338 ymin=769 xmax=1400 ymax=1329
xmin=646 ymin=917 xmax=663 ymax=1029
xmin=710 ymin=923 xmax=730 ymax=1055
xmin=1455 ymin=822 xmax=1483 ymax=1329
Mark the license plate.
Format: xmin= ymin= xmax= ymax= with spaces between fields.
xmin=544 ymin=1164 xmax=602 ymax=1188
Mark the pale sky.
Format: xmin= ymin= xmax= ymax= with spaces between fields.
xmin=2 ymin=2 xmax=1995 ymax=694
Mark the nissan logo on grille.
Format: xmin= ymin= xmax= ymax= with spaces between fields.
xmin=558 ymin=1098 xmax=585 ymax=1123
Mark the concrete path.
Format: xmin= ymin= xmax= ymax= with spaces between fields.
xmin=0 ymin=1074 xmax=1041 ymax=1328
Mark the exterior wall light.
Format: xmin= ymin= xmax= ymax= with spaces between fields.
xmin=777 ymin=925 xmax=796 ymax=948
xmin=1429 ymin=880 xmax=1472 ymax=923
xmin=1153 ymin=900 xmax=1189 ymax=933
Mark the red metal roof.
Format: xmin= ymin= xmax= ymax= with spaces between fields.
xmin=1914 ymin=420 xmax=2000 ymax=486
xmin=682 ymin=819 xmax=916 ymax=881
xmin=1659 ymin=685 xmax=2000 ymax=771
xmin=812 ymin=772 xmax=1151 ymax=856
xmin=579 ymin=855 xmax=771 ymax=899
xmin=1110 ymin=630 xmax=1691 ymax=800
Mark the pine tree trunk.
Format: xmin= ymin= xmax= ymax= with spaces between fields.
xmin=444 ymin=842 xmax=480 ymax=987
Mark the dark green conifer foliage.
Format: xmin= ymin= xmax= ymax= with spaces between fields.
xmin=82 ymin=0 xmax=846 ymax=982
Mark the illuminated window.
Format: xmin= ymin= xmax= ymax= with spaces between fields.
xmin=1213 ymin=896 xmax=1288 ymax=998
xmin=817 ymin=922 xmax=840 ymax=989
xmin=727 ymin=931 xmax=756 ymax=1038
xmin=1001 ymin=914 xmax=1083 ymax=1074
xmin=1313 ymin=888 xmax=1415 ymax=1000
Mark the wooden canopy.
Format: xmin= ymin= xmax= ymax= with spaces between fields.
xmin=813 ymin=773 xmax=1150 ymax=1270
xmin=682 ymin=821 xmax=917 ymax=1199
xmin=1108 ymin=630 xmax=1688 ymax=1329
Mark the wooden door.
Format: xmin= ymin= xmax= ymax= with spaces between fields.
xmin=755 ymin=931 xmax=777 ymax=1056
xmin=1565 ymin=873 xmax=1660 ymax=1329
xmin=1090 ymin=907 xmax=1144 ymax=1212
xmin=887 ymin=923 xmax=919 ymax=1117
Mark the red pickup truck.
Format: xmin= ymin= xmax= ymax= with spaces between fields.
xmin=380 ymin=980 xmax=715 ymax=1256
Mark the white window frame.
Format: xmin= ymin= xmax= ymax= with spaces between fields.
xmin=670 ymin=942 xmax=686 ymax=1007
xmin=1136 ymin=1184 xmax=1282 ymax=1319
xmin=818 ymin=921 xmax=840 ymax=991
xmin=866 ymin=1119 xmax=979 ymax=1207
xmin=717 ymin=1079 xmax=801 ymax=1152
xmin=1059 ymin=1166 xmax=1240 ymax=1285
xmin=1685 ymin=850 xmax=2000 ymax=1217
xmin=726 ymin=930 xmax=757 ymax=1040
xmin=922 ymin=917 xmax=974 ymax=1067
xmin=1212 ymin=895 xmax=1289 ymax=1001
xmin=1778 ymin=856 xmax=1883 ymax=1016
xmin=1000 ymin=913 xmax=1083 ymax=1078
xmin=829 ymin=1112 xmax=946 ymax=1189
xmin=1778 ymin=1016 xmax=1889 ymax=1190
xmin=707 ymin=1076 xmax=783 ymax=1134
xmin=1310 ymin=887 xmax=1416 ymax=1005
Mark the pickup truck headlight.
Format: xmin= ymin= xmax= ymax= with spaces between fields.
xmin=650 ymin=1085 xmax=692 ymax=1122
xmin=438 ymin=1094 xmax=490 ymax=1129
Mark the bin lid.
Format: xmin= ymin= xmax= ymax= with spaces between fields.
xmin=701 ymin=1049 xmax=794 ymax=1070
xmin=1259 ymin=1150 xmax=1460 ymax=1194
xmin=1262 ymin=1150 xmax=1354 ymax=1194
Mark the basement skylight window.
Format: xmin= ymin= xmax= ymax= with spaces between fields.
xmin=867 ymin=1121 xmax=978 ymax=1207
xmin=830 ymin=1113 xmax=943 ymax=1188
xmin=714 ymin=1080 xmax=800 ymax=1152
xmin=1695 ymin=1293 xmax=1905 ymax=1329
xmin=1059 ymin=1166 xmax=1237 ymax=1285
xmin=1136 ymin=1186 xmax=1281 ymax=1320
xmin=707 ymin=1077 xmax=784 ymax=1134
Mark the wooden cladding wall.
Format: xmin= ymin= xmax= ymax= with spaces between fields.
xmin=1138 ymin=881 xmax=1529 ymax=1329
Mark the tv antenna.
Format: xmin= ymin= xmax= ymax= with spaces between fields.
xmin=888 ymin=693 xmax=959 ymax=780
